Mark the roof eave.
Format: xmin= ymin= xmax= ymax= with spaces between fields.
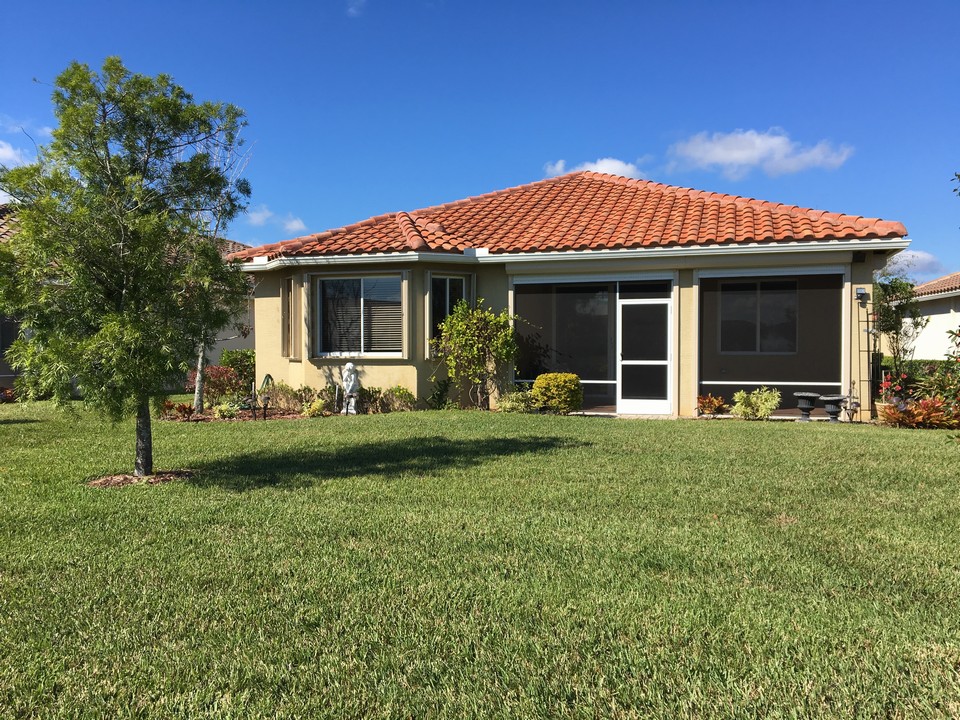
xmin=239 ymin=236 xmax=910 ymax=273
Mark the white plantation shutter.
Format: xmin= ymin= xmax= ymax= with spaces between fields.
xmin=362 ymin=277 xmax=402 ymax=352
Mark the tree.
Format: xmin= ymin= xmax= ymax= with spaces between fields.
xmin=873 ymin=267 xmax=928 ymax=380
xmin=0 ymin=57 xmax=250 ymax=476
xmin=431 ymin=299 xmax=518 ymax=409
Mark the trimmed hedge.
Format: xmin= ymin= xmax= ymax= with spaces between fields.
xmin=531 ymin=373 xmax=583 ymax=415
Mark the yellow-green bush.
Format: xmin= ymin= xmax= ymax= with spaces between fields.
xmin=531 ymin=373 xmax=583 ymax=415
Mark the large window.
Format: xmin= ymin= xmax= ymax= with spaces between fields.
xmin=430 ymin=275 xmax=467 ymax=340
xmin=314 ymin=276 xmax=402 ymax=355
xmin=720 ymin=280 xmax=797 ymax=353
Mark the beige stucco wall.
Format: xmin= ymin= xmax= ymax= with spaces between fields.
xmin=249 ymin=246 xmax=900 ymax=418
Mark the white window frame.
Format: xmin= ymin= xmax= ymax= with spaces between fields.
xmin=310 ymin=272 xmax=407 ymax=359
xmin=425 ymin=272 xmax=473 ymax=357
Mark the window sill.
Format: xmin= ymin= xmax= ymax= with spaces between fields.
xmin=311 ymin=353 xmax=405 ymax=360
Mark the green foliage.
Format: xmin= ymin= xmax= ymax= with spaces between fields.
xmin=267 ymin=382 xmax=316 ymax=413
xmin=425 ymin=377 xmax=456 ymax=410
xmin=220 ymin=349 xmax=255 ymax=391
xmin=431 ymin=298 xmax=519 ymax=409
xmin=497 ymin=388 xmax=538 ymax=414
xmin=0 ymin=57 xmax=250 ymax=474
xmin=880 ymin=326 xmax=960 ymax=429
xmin=873 ymin=269 xmax=928 ymax=379
xmin=730 ymin=386 xmax=781 ymax=420
xmin=212 ymin=401 xmax=240 ymax=419
xmin=383 ymin=385 xmax=416 ymax=412
xmin=302 ymin=397 xmax=331 ymax=418
xmin=531 ymin=373 xmax=583 ymax=415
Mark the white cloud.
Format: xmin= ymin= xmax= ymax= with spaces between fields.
xmin=0 ymin=114 xmax=53 ymax=140
xmin=246 ymin=204 xmax=308 ymax=235
xmin=883 ymin=250 xmax=946 ymax=280
xmin=347 ymin=0 xmax=367 ymax=16
xmin=283 ymin=216 xmax=307 ymax=233
xmin=544 ymin=156 xmax=645 ymax=179
xmin=669 ymin=128 xmax=853 ymax=180
xmin=0 ymin=139 xmax=27 ymax=168
xmin=247 ymin=204 xmax=274 ymax=226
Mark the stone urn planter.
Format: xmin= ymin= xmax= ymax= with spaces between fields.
xmin=793 ymin=392 xmax=821 ymax=422
xmin=820 ymin=395 xmax=847 ymax=423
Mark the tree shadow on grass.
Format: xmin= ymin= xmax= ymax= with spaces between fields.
xmin=190 ymin=435 xmax=586 ymax=492
xmin=0 ymin=418 xmax=41 ymax=425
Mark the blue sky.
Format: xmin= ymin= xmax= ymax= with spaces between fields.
xmin=2 ymin=1 xmax=958 ymax=280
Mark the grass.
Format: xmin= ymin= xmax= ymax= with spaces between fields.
xmin=1 ymin=402 xmax=959 ymax=718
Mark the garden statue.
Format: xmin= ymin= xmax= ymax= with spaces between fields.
xmin=341 ymin=362 xmax=360 ymax=415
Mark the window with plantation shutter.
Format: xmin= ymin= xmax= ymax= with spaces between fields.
xmin=315 ymin=275 xmax=402 ymax=355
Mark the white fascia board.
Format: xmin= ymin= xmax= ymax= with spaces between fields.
xmin=239 ymin=237 xmax=909 ymax=273
xmin=917 ymin=289 xmax=960 ymax=303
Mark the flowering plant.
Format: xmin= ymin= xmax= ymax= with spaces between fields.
xmin=878 ymin=372 xmax=908 ymax=404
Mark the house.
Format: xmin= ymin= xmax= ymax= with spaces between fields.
xmin=911 ymin=271 xmax=960 ymax=360
xmin=228 ymin=171 xmax=909 ymax=419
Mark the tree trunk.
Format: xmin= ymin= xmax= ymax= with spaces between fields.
xmin=193 ymin=346 xmax=206 ymax=414
xmin=135 ymin=398 xmax=153 ymax=477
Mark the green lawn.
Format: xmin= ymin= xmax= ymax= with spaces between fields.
xmin=1 ymin=403 xmax=958 ymax=718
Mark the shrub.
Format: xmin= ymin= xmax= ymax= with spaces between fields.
xmin=359 ymin=386 xmax=384 ymax=413
xmin=531 ymin=373 xmax=583 ymax=415
xmin=302 ymin=397 xmax=331 ymax=418
xmin=185 ymin=365 xmax=242 ymax=407
xmin=880 ymin=397 xmax=960 ymax=429
xmin=697 ymin=393 xmax=727 ymax=416
xmin=730 ymin=386 xmax=781 ymax=420
xmin=383 ymin=385 xmax=416 ymax=412
xmin=432 ymin=299 xmax=519 ymax=409
xmin=174 ymin=402 xmax=194 ymax=421
xmin=498 ymin=389 xmax=538 ymax=413
xmin=268 ymin=382 xmax=316 ymax=412
xmin=220 ymin=349 xmax=255 ymax=392
xmin=311 ymin=385 xmax=340 ymax=415
xmin=425 ymin=377 xmax=455 ymax=410
xmin=213 ymin=402 xmax=240 ymax=419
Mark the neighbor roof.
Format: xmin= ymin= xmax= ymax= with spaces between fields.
xmin=0 ymin=204 xmax=16 ymax=242
xmin=228 ymin=171 xmax=908 ymax=262
xmin=915 ymin=270 xmax=960 ymax=298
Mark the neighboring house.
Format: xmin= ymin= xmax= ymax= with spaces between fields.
xmin=0 ymin=204 xmax=18 ymax=387
xmin=210 ymin=238 xmax=256 ymax=362
xmin=912 ymin=271 xmax=960 ymax=360
xmin=228 ymin=171 xmax=909 ymax=419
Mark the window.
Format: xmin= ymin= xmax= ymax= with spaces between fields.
xmin=720 ymin=280 xmax=797 ymax=353
xmin=281 ymin=277 xmax=301 ymax=359
xmin=430 ymin=276 xmax=467 ymax=340
xmin=314 ymin=275 xmax=402 ymax=355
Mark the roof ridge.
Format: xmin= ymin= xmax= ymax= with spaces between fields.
xmin=396 ymin=211 xmax=428 ymax=250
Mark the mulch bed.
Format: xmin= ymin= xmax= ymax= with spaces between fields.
xmin=87 ymin=469 xmax=196 ymax=489
xmin=162 ymin=410 xmax=312 ymax=422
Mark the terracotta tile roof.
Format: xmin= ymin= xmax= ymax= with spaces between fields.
xmin=0 ymin=204 xmax=17 ymax=242
xmin=228 ymin=171 xmax=909 ymax=262
xmin=915 ymin=270 xmax=960 ymax=298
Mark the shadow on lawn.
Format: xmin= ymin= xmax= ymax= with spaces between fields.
xmin=191 ymin=435 xmax=583 ymax=491
xmin=0 ymin=418 xmax=40 ymax=425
